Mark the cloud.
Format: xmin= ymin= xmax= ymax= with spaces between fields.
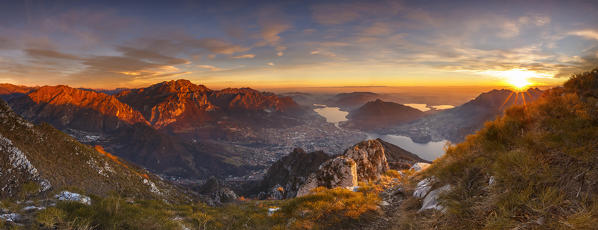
xmin=518 ymin=15 xmax=551 ymax=26
xmin=311 ymin=3 xmax=363 ymax=25
xmin=0 ymin=37 xmax=17 ymax=50
xmin=191 ymin=38 xmax=250 ymax=54
xmin=39 ymin=9 xmax=135 ymax=46
xmin=116 ymin=46 xmax=189 ymax=65
xmin=569 ymin=30 xmax=598 ymax=40
xmin=198 ymin=65 xmax=224 ymax=71
xmin=21 ymin=45 xmax=192 ymax=85
xmin=362 ymin=22 xmax=393 ymax=36
xmin=257 ymin=6 xmax=291 ymax=56
xmin=260 ymin=23 xmax=290 ymax=46
xmin=310 ymin=49 xmax=336 ymax=57
xmin=311 ymin=1 xmax=401 ymax=25
xmin=498 ymin=21 xmax=520 ymax=38
xmin=553 ymin=47 xmax=598 ymax=78
xmin=267 ymin=62 xmax=275 ymax=66
xmin=24 ymin=49 xmax=81 ymax=60
xmin=232 ymin=54 xmax=256 ymax=59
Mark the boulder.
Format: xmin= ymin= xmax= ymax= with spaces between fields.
xmin=410 ymin=162 xmax=431 ymax=172
xmin=413 ymin=177 xmax=452 ymax=212
xmin=297 ymin=156 xmax=358 ymax=197
xmin=197 ymin=177 xmax=238 ymax=205
xmin=413 ymin=178 xmax=433 ymax=198
xmin=419 ymin=185 xmax=451 ymax=212
xmin=55 ymin=191 xmax=91 ymax=205
xmin=343 ymin=140 xmax=389 ymax=181
xmin=258 ymin=148 xmax=332 ymax=199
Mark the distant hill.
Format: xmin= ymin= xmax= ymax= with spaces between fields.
xmin=326 ymin=92 xmax=382 ymax=111
xmin=341 ymin=99 xmax=425 ymax=131
xmin=0 ymin=98 xmax=185 ymax=201
xmin=0 ymin=84 xmax=36 ymax=101
xmin=385 ymin=88 xmax=543 ymax=143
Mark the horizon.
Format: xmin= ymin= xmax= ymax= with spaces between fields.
xmin=1 ymin=0 xmax=597 ymax=89
xmin=1 ymin=78 xmax=555 ymax=94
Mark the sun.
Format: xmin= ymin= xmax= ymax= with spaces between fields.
xmin=482 ymin=69 xmax=536 ymax=91
xmin=506 ymin=73 xmax=532 ymax=90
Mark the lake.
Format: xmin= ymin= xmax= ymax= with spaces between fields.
xmin=313 ymin=105 xmax=348 ymax=127
xmin=313 ymin=105 xmax=447 ymax=161
xmin=365 ymin=133 xmax=447 ymax=161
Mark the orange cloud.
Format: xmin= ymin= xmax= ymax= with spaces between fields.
xmin=232 ymin=54 xmax=256 ymax=59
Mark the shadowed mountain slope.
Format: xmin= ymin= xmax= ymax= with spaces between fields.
xmin=386 ymin=88 xmax=543 ymax=143
xmin=0 ymin=98 xmax=186 ymax=201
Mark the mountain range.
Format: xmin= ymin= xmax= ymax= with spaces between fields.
xmin=0 ymin=80 xmax=336 ymax=180
xmin=382 ymin=88 xmax=544 ymax=143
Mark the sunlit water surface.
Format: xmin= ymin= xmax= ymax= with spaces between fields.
xmin=314 ymin=105 xmax=448 ymax=161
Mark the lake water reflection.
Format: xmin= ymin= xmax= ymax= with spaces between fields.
xmin=314 ymin=105 xmax=447 ymax=161
xmin=313 ymin=105 xmax=348 ymax=127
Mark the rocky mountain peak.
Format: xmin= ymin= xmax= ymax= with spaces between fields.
xmin=284 ymin=139 xmax=394 ymax=197
xmin=150 ymin=79 xmax=210 ymax=94
xmin=11 ymin=85 xmax=149 ymax=130
xmin=343 ymin=139 xmax=389 ymax=181
xmin=19 ymin=85 xmax=147 ymax=128
xmin=257 ymin=148 xmax=332 ymax=199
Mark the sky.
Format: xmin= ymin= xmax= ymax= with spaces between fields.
xmin=0 ymin=0 xmax=597 ymax=89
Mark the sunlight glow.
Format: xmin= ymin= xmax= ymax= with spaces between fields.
xmin=507 ymin=73 xmax=532 ymax=90
xmin=480 ymin=69 xmax=545 ymax=90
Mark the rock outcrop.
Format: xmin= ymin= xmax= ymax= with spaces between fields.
xmin=296 ymin=156 xmax=358 ymax=197
xmin=257 ymin=139 xmax=426 ymax=199
xmin=413 ymin=177 xmax=451 ymax=212
xmin=197 ymin=177 xmax=238 ymax=206
xmin=258 ymin=148 xmax=332 ymax=199
xmin=377 ymin=138 xmax=429 ymax=170
xmin=295 ymin=139 xmax=391 ymax=197
xmin=343 ymin=139 xmax=389 ymax=181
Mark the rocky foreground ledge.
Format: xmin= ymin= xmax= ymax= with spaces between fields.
xmin=256 ymin=138 xmax=429 ymax=200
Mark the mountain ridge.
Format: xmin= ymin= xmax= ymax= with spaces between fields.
xmin=385 ymin=87 xmax=544 ymax=143
xmin=0 ymin=98 xmax=186 ymax=201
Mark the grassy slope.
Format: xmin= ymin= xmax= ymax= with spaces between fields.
xmin=0 ymin=99 xmax=186 ymax=202
xmin=393 ymin=68 xmax=598 ymax=229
